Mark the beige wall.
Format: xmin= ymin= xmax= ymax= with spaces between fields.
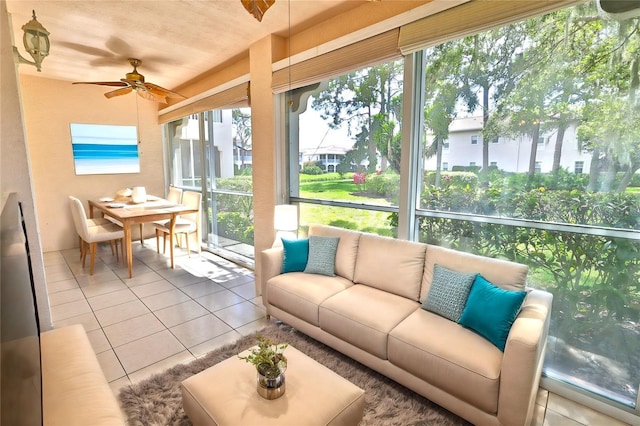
xmin=1 ymin=0 xmax=52 ymax=329
xmin=20 ymin=75 xmax=165 ymax=252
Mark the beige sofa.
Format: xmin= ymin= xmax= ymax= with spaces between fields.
xmin=261 ymin=225 xmax=552 ymax=426
xmin=41 ymin=324 xmax=125 ymax=425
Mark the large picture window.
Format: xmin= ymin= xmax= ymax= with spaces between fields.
xmin=285 ymin=0 xmax=639 ymax=413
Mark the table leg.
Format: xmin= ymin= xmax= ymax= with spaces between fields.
xmin=169 ymin=214 xmax=176 ymax=269
xmin=123 ymin=221 xmax=133 ymax=278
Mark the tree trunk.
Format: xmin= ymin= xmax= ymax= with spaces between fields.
xmin=587 ymin=148 xmax=601 ymax=192
xmin=552 ymin=123 xmax=567 ymax=172
xmin=600 ymin=158 xmax=618 ymax=192
xmin=616 ymin=166 xmax=638 ymax=193
xmin=435 ymin=136 xmax=442 ymax=188
xmin=528 ymin=123 xmax=540 ymax=178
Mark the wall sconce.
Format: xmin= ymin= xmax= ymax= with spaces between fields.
xmin=13 ymin=10 xmax=50 ymax=72
xmin=273 ymin=204 xmax=298 ymax=247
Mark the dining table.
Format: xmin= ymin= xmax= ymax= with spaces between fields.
xmin=88 ymin=195 xmax=198 ymax=278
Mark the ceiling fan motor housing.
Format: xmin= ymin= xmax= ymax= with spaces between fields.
xmin=126 ymin=58 xmax=144 ymax=83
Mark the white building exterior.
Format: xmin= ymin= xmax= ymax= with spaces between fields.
xmin=424 ymin=116 xmax=592 ymax=174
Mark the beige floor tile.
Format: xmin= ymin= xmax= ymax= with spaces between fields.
xmin=48 ymin=288 xmax=85 ymax=306
xmin=120 ymin=270 xmax=164 ymax=287
xmin=154 ymin=266 xmax=189 ymax=281
xmin=45 ymin=263 xmax=72 ymax=275
xmin=86 ymin=328 xmax=112 ymax=354
xmin=127 ymin=351 xmax=196 ymax=384
xmin=46 ymin=278 xmax=80 ymax=293
xmin=43 ymin=251 xmax=66 ymax=265
xmin=166 ymin=272 xmax=211 ymax=288
xmin=94 ymin=299 xmax=150 ymax=327
xmin=180 ymin=280 xmax=225 ymax=299
xmin=129 ymin=279 xmax=175 ymax=299
xmin=547 ymin=394 xmax=631 ymax=426
xmin=154 ymin=300 xmax=208 ymax=328
xmin=190 ymin=329 xmax=243 ymax=358
xmin=170 ymin=314 xmax=233 ymax=348
xmin=141 ymin=288 xmax=191 ymax=311
xmin=51 ymin=312 xmax=101 ymax=332
xmin=50 ymin=298 xmax=92 ymax=321
xmin=80 ymin=279 xmax=128 ymax=299
xmin=88 ymin=288 xmax=138 ymax=311
xmin=217 ymin=274 xmax=254 ymax=289
xmin=76 ymin=269 xmax=120 ymax=287
xmin=215 ymin=301 xmax=266 ymax=329
xmin=249 ymin=295 xmax=264 ymax=308
xmin=46 ymin=269 xmax=76 ymax=283
xmin=543 ymin=408 xmax=584 ymax=426
xmin=108 ymin=376 xmax=132 ymax=396
xmin=532 ymin=403 xmax=546 ymax=426
xmin=537 ymin=388 xmax=550 ymax=407
xmin=96 ymin=349 xmax=126 ymax=382
xmin=114 ymin=330 xmax=186 ymax=373
xmin=230 ymin=281 xmax=257 ymax=300
xmin=114 ymin=263 xmax=154 ymax=279
xmin=195 ymin=289 xmax=244 ymax=312
xmin=103 ymin=313 xmax=166 ymax=348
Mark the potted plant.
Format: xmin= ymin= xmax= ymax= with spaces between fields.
xmin=239 ymin=336 xmax=288 ymax=399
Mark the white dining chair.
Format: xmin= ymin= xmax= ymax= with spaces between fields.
xmin=153 ymin=190 xmax=201 ymax=259
xmin=69 ymin=196 xmax=125 ymax=275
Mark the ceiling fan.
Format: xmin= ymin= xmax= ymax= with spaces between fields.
xmin=72 ymin=58 xmax=185 ymax=104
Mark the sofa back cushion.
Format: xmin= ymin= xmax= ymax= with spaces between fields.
xmin=353 ymin=233 xmax=427 ymax=300
xmin=420 ymin=245 xmax=528 ymax=302
xmin=309 ymin=225 xmax=361 ymax=281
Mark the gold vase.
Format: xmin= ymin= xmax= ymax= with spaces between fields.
xmin=256 ymin=370 xmax=285 ymax=400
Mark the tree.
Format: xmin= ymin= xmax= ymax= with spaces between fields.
xmin=312 ymin=61 xmax=403 ymax=173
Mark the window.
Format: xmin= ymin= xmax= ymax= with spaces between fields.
xmin=287 ymin=59 xmax=403 ymax=235
xmin=166 ymin=107 xmax=254 ymax=266
xmin=281 ymin=0 xmax=640 ymax=415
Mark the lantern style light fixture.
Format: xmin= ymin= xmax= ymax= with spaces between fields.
xmin=13 ymin=10 xmax=50 ymax=72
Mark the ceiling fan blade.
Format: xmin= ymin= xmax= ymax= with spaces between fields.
xmin=144 ymin=83 xmax=185 ymax=99
xmin=104 ymin=87 xmax=133 ymax=99
xmin=72 ymin=81 xmax=129 ymax=87
xmin=137 ymin=89 xmax=168 ymax=104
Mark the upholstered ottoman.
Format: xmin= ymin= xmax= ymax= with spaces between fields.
xmin=181 ymin=345 xmax=365 ymax=426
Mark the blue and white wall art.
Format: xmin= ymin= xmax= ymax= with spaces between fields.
xmin=70 ymin=123 xmax=140 ymax=175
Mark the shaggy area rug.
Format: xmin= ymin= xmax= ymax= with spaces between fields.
xmin=119 ymin=323 xmax=470 ymax=425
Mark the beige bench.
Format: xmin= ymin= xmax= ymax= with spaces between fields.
xmin=41 ymin=324 xmax=125 ymax=426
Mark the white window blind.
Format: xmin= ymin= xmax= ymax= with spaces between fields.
xmin=158 ymin=83 xmax=249 ymax=124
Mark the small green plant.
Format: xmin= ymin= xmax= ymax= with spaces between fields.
xmin=239 ymin=336 xmax=288 ymax=379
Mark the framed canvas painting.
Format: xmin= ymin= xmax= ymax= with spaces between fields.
xmin=70 ymin=123 xmax=139 ymax=175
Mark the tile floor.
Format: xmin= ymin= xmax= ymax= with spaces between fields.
xmin=44 ymin=239 xmax=630 ymax=426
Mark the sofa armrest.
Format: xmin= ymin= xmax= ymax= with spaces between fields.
xmin=260 ymin=247 xmax=284 ymax=311
xmin=498 ymin=289 xmax=552 ymax=426
xmin=41 ymin=324 xmax=125 ymax=425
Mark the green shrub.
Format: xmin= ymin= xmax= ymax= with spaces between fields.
xmin=366 ymin=172 xmax=400 ymax=200
xmin=217 ymin=212 xmax=254 ymax=245
xmin=301 ymin=165 xmax=324 ymax=175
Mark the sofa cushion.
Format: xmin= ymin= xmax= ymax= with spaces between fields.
xmin=421 ymin=264 xmax=475 ymax=322
xmin=319 ymin=285 xmax=419 ymax=359
xmin=388 ymin=309 xmax=503 ymax=414
xmin=304 ymin=235 xmax=339 ymax=276
xmin=421 ymin=245 xmax=528 ymax=302
xmin=281 ymin=238 xmax=309 ymax=273
xmin=353 ymin=234 xmax=427 ymax=300
xmin=459 ymin=274 xmax=527 ymax=351
xmin=266 ymin=273 xmax=353 ymax=326
xmin=309 ymin=225 xmax=361 ymax=281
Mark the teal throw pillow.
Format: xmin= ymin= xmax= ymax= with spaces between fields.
xmin=304 ymin=235 xmax=339 ymax=276
xmin=458 ymin=274 xmax=527 ymax=351
xmin=281 ymin=238 xmax=309 ymax=273
xmin=421 ymin=264 xmax=476 ymax=322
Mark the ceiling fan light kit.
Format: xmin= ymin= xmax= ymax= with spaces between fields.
xmin=72 ymin=58 xmax=185 ymax=103
xmin=13 ymin=10 xmax=50 ymax=72
xmin=241 ymin=0 xmax=275 ymax=22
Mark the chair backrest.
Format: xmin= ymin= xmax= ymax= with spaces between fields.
xmin=68 ymin=196 xmax=90 ymax=241
xmin=167 ymin=186 xmax=183 ymax=204
xmin=181 ymin=191 xmax=202 ymax=231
